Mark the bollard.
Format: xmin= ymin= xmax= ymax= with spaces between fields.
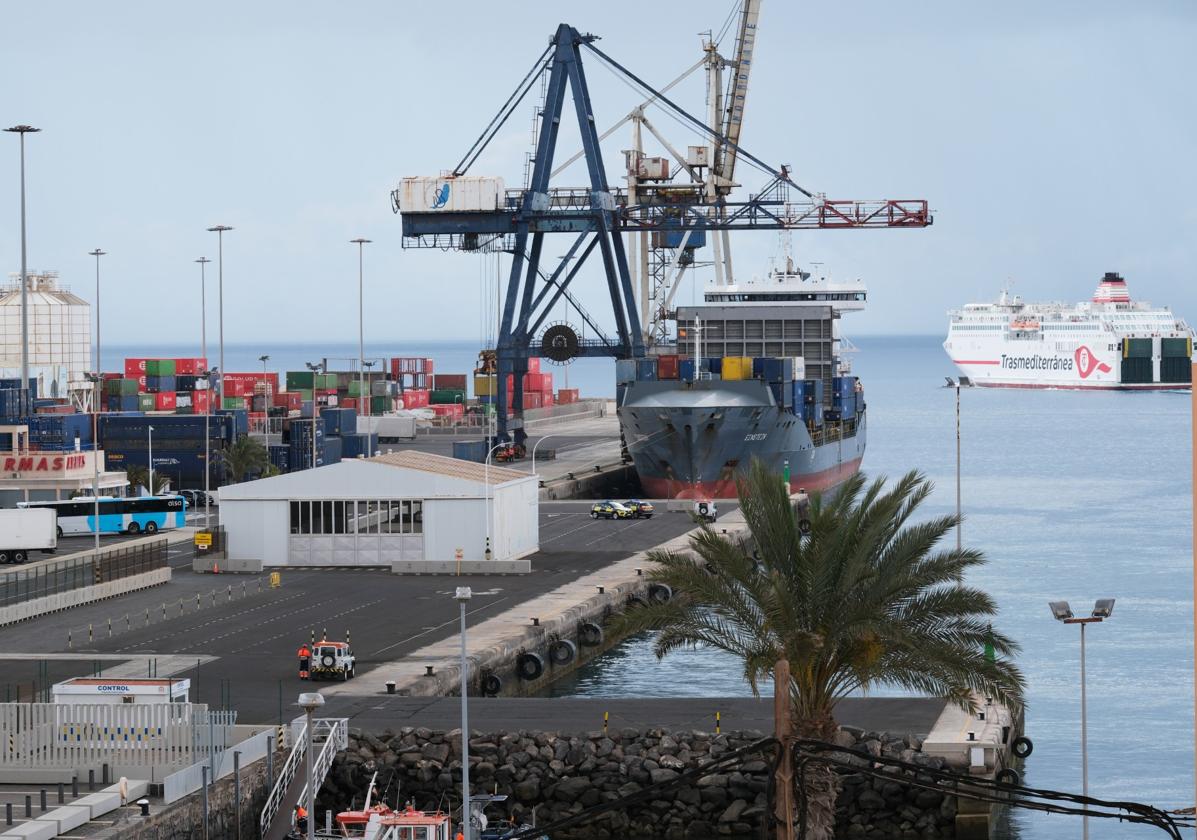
xmin=138 ymin=798 xmax=150 ymax=817
xmin=5 ymin=802 xmax=10 ymax=826
xmin=211 ymin=590 xmax=216 ymax=607
xmin=227 ymin=584 xmax=231 ymax=602
xmin=24 ymin=796 xmax=30 ymax=818
xmin=241 ymin=581 xmax=246 ymax=597
xmin=715 ymin=711 xmax=721 ymax=734
xmin=89 ymin=624 xmax=93 ymax=643
xmin=196 ymin=593 xmax=200 ymax=610
xmin=126 ymin=613 xmax=130 ymax=632
xmin=68 ymin=630 xmax=72 ymax=649
xmin=325 ymin=811 xmax=332 ymax=833
xmin=57 ymin=782 xmax=63 ymax=804
xmin=40 ymin=789 xmax=46 ymax=812
xmin=102 ymin=763 xmax=109 ymax=785
xmin=180 ymin=597 xmax=184 ymax=615
xmin=146 ymin=607 xmax=150 ymax=626
xmin=108 ymin=617 xmax=112 ymax=637
xmin=72 ymin=776 xmax=78 ymax=798
xmin=88 ymin=769 xmax=94 ymax=791
xmin=386 ymin=681 xmax=396 ymax=695
xmin=163 ymin=602 xmax=167 ymax=620
xmin=603 ymin=711 xmax=608 ymax=735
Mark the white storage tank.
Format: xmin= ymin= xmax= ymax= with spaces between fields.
xmin=398 ymin=176 xmax=506 ymax=212
xmin=0 ymin=271 xmax=91 ymax=399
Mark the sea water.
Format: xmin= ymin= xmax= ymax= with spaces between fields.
xmin=547 ymin=335 xmax=1195 ymax=840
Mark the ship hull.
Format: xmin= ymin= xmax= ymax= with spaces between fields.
xmin=617 ymin=379 xmax=866 ymax=500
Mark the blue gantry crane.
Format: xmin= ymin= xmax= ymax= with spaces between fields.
xmin=393 ymin=20 xmax=931 ymax=445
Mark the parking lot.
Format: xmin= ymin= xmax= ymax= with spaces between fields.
xmin=1 ymin=500 xmax=722 ymax=722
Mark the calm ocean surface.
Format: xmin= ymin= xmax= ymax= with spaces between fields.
xmin=544 ymin=335 xmax=1195 ymax=840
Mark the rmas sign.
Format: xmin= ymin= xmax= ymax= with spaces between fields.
xmin=2 ymin=452 xmax=92 ymax=478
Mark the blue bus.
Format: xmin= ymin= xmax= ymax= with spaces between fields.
xmin=20 ymin=496 xmax=187 ymax=537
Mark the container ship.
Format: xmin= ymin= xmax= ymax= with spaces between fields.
xmin=616 ymin=259 xmax=867 ymax=499
xmin=944 ymin=272 xmax=1194 ymax=389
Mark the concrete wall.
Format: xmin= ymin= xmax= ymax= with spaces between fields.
xmin=0 ymin=567 xmax=170 ymax=627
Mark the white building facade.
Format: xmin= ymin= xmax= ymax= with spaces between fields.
xmin=218 ymin=450 xmax=538 ymax=573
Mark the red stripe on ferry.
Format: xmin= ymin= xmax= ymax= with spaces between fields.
xmin=952 ymin=359 xmax=1000 ymax=365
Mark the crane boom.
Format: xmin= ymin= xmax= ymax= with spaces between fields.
xmin=715 ymin=0 xmax=762 ymax=189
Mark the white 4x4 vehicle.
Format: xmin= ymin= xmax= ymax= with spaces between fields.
xmin=308 ymin=641 xmax=356 ymax=681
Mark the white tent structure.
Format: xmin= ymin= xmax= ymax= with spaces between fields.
xmin=218 ymin=450 xmax=538 ymax=573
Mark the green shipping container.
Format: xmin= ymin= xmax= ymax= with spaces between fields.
xmin=295 ymin=388 xmax=314 ymax=401
xmin=145 ymin=359 xmax=177 ymax=376
xmin=286 ymin=371 xmax=315 ymax=389
xmin=370 ymin=395 xmax=390 ymax=413
xmin=1123 ymin=338 xmax=1152 ymax=359
xmin=137 ymin=394 xmax=157 ymax=411
xmin=348 ymin=380 xmax=367 ymax=397
xmin=1162 ymin=337 xmax=1191 ymax=358
xmin=315 ymin=373 xmax=338 ymax=389
xmin=430 ymin=389 xmax=466 ymax=405
xmin=106 ymin=378 xmax=139 ymax=396
xmin=223 ymin=397 xmax=246 ymax=409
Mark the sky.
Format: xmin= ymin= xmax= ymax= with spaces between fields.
xmin=1 ymin=0 xmax=1194 ymax=348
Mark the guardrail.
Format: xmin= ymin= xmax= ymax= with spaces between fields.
xmin=260 ymin=718 xmax=347 ymax=838
xmin=0 ymin=538 xmax=168 ymax=609
xmin=163 ymin=726 xmax=270 ymax=804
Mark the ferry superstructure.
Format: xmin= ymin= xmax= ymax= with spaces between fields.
xmin=944 ymin=272 xmax=1193 ymax=389
xmin=616 ymin=260 xmax=867 ymax=499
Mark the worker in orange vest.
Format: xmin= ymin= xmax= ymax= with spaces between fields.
xmin=297 ymin=644 xmax=311 ymax=680
xmin=294 ymin=804 xmax=308 ymax=834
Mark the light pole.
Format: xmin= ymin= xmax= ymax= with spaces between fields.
xmin=297 ymin=692 xmax=324 ymax=840
xmin=531 ymin=434 xmax=556 ymax=475
xmin=196 ymin=257 xmax=210 ymax=364
xmin=147 ymin=425 xmax=155 ymax=497
xmin=454 ymin=587 xmax=473 ymax=840
xmin=351 ymin=239 xmax=371 ymax=417
xmin=84 ymin=372 xmax=102 ymax=555
xmin=259 ymin=355 xmax=271 ymax=435
xmin=362 ymin=360 xmax=376 ymax=417
xmin=5 ymin=125 xmax=40 ymax=403
xmin=206 ymin=226 xmax=233 ymax=403
xmin=1049 ymin=598 xmax=1116 ymax=840
xmin=306 ymin=361 xmax=326 ymax=471
xmin=88 ymin=249 xmax=106 ymax=380
xmin=483 ymin=443 xmax=508 ymax=563
xmin=947 ymin=377 xmax=962 ymax=551
xmin=201 ymin=368 xmax=217 ymax=527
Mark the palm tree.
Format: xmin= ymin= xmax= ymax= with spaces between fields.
xmin=615 ymin=459 xmax=1024 ymax=839
xmin=125 ymin=464 xmax=170 ymax=495
xmin=217 ymin=436 xmax=270 ymax=484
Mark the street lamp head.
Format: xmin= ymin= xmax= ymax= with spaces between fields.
xmin=1092 ymin=598 xmax=1115 ymax=619
xmin=206 ymin=225 xmax=233 ymax=233
xmin=454 ymin=586 xmax=472 ymax=603
xmin=4 ymin=125 xmax=41 ymax=134
xmin=259 ymin=355 xmax=270 ymax=363
xmin=196 ymin=256 xmax=211 ymax=264
xmin=88 ymin=249 xmax=107 ymax=257
xmin=1049 ymin=601 xmax=1073 ymax=621
xmin=297 ymin=692 xmax=324 ymax=713
xmin=351 ymin=238 xmax=372 ymax=245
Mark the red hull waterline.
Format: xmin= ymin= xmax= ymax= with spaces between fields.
xmin=972 ymin=382 xmax=1190 ymax=391
xmin=640 ymin=457 xmax=864 ymax=501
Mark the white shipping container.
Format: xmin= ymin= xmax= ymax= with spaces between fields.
xmin=686 ymin=145 xmax=710 ymax=167
xmin=357 ymin=415 xmax=417 ymax=442
xmin=398 ymin=176 xmax=506 ymax=213
xmin=0 ymin=508 xmax=57 ymax=560
xmin=792 ymin=357 xmax=806 ymax=381
xmin=636 ymin=157 xmax=671 ymax=180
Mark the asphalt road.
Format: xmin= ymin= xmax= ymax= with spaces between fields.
xmin=3 ymin=502 xmax=708 ymax=723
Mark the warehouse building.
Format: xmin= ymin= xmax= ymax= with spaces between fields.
xmin=218 ymin=450 xmax=538 ymax=572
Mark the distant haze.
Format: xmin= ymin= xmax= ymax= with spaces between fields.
xmin=1 ymin=1 xmax=1193 ymax=345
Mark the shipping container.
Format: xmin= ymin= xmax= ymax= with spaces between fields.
xmin=137 ymin=393 xmax=157 ymax=412
xmin=145 ymin=375 xmax=176 ymax=393
xmin=370 ymin=395 xmax=391 ymax=414
xmin=216 ymin=408 xmax=249 ymax=438
xmin=524 ymin=372 xmax=553 ymax=392
xmin=706 ymin=357 xmax=723 ymax=375
xmin=323 ymin=435 xmax=343 ymax=465
xmin=321 ymin=407 xmax=358 ymax=436
xmin=174 ymin=357 xmax=208 ymax=375
xmin=656 ymin=355 xmax=680 ymax=380
xmin=615 ymin=359 xmax=637 ymax=384
xmin=790 ymin=380 xmax=806 ymax=411
xmin=106 ymin=378 xmax=139 ymax=396
xmin=286 ymin=370 xmax=315 ymax=390
xmin=678 ymin=359 xmax=697 ymax=381
xmin=474 ymin=374 xmax=497 ymax=397
xmin=432 ymin=374 xmax=468 ymax=390
xmin=106 ymin=395 xmax=140 ymax=412
xmin=557 ymin=388 xmax=580 ymax=404
xmin=0 ymin=378 xmax=38 ymax=397
xmin=803 ymin=379 xmax=825 ymax=406
xmin=124 ymin=359 xmax=149 ymax=378
xmin=430 ymin=389 xmax=466 ymax=405
xmin=268 ymin=444 xmax=290 ymax=472
xmin=399 ymin=176 xmax=506 ymax=213
xmin=768 ymin=382 xmax=793 ymax=408
xmin=401 ymin=389 xmax=429 ymax=409
xmin=145 ymin=359 xmax=176 ymax=377
xmin=192 ymin=390 xmax=212 ymax=413
xmin=340 ymin=432 xmax=378 ymax=459
xmin=430 ymin=403 xmax=465 ymax=418
xmin=525 ymin=392 xmax=544 ymax=409
xmin=155 ymin=392 xmax=177 ymax=411
xmin=636 ymin=358 xmax=658 ymax=381
xmin=651 ymin=226 xmax=708 ymax=250
xmin=526 ymin=357 xmax=541 ymax=374
xmin=451 ymin=439 xmax=489 ymax=463
xmin=176 ymin=393 xmax=193 ymax=409
xmin=721 ymin=357 xmax=753 ymax=381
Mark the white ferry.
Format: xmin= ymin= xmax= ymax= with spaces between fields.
xmin=944 ymin=272 xmax=1193 ymax=390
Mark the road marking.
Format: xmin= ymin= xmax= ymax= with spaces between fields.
xmin=370 ymin=597 xmax=508 ymax=656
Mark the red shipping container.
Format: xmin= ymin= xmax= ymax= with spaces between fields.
xmin=403 ymin=389 xmax=429 ymax=409
xmin=430 ymin=403 xmax=463 ymax=417
xmin=423 ymin=358 xmax=434 ymax=374
xmin=432 ymin=374 xmax=468 ymax=390
xmin=657 ymin=354 xmax=680 ymax=380
xmin=527 ymin=357 xmax=541 ymax=374
xmin=102 ymin=372 xmax=122 ymax=381
xmin=341 ymin=397 xmax=358 ymax=411
xmin=124 ymin=358 xmax=149 ymax=377
xmin=155 ymin=391 xmax=177 ymax=411
xmin=525 ymin=392 xmax=543 ymax=409
xmin=543 ymin=393 xmax=554 ymax=408
xmin=557 ymin=388 xmax=580 ymax=404
xmin=174 ymin=357 xmax=208 ymax=375
xmin=193 ymin=390 xmax=211 ymax=413
xmin=524 ymin=372 xmax=553 ymax=392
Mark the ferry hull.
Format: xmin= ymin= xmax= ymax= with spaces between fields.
xmin=617 ymin=379 xmax=866 ymax=500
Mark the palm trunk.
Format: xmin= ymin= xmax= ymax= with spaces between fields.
xmin=793 ymin=710 xmax=840 ymax=840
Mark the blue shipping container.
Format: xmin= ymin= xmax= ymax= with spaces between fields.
xmin=268 ymin=444 xmax=290 ymax=472
xmin=615 ymin=359 xmax=637 ymax=384
xmin=101 ymin=414 xmax=233 ymax=442
xmin=0 ymin=378 xmax=37 ymax=399
xmin=323 ymin=435 xmax=343 ymax=465
xmin=753 ymin=357 xmax=792 ymax=383
xmin=321 ymin=407 xmax=358 ymax=436
xmin=215 ymin=408 xmax=249 ymax=438
xmin=340 ymin=432 xmax=378 ymax=460
xmin=678 ymin=358 xmax=697 ymax=381
xmin=452 ymin=439 xmax=489 ymax=463
xmin=706 ymin=357 xmax=723 ymax=375
xmin=145 ymin=375 xmax=176 ymax=393
xmin=636 ymin=358 xmax=658 ymax=381
xmin=791 ymin=380 xmax=806 ymax=409
xmin=802 ymin=379 xmax=824 ymax=405
xmin=768 ymin=382 xmax=794 ymax=408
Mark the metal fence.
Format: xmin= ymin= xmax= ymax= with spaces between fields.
xmin=0 ymin=702 xmax=235 ymax=772
xmin=0 ymin=538 xmax=168 ymax=608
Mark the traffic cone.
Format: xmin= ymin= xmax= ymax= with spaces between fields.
xmin=213 ymin=561 xmax=220 ymax=574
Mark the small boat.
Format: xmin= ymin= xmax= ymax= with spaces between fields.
xmin=334 ymin=772 xmax=397 ymax=838
xmin=472 ymin=795 xmax=548 ymax=840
